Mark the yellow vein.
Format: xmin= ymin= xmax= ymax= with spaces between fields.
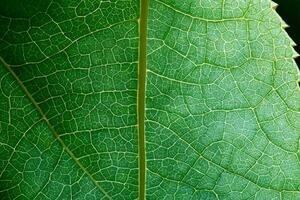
xmin=0 ymin=57 xmax=112 ymax=200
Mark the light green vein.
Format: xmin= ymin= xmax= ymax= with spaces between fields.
xmin=138 ymin=0 xmax=149 ymax=199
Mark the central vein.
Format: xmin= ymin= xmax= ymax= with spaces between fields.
xmin=138 ymin=0 xmax=149 ymax=199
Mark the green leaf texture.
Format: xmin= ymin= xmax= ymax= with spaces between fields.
xmin=0 ymin=0 xmax=300 ymax=199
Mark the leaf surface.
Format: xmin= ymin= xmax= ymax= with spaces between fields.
xmin=0 ymin=0 xmax=300 ymax=199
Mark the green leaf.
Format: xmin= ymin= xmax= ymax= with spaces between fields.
xmin=0 ymin=0 xmax=300 ymax=199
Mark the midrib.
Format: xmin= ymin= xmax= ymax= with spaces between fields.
xmin=138 ymin=0 xmax=149 ymax=199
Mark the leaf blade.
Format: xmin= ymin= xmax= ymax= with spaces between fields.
xmin=0 ymin=0 xmax=300 ymax=199
xmin=145 ymin=0 xmax=300 ymax=199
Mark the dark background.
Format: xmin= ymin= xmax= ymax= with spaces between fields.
xmin=273 ymin=0 xmax=300 ymax=69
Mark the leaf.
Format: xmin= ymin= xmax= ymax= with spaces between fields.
xmin=0 ymin=0 xmax=300 ymax=199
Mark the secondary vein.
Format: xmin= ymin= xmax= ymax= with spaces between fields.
xmin=0 ymin=57 xmax=112 ymax=200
